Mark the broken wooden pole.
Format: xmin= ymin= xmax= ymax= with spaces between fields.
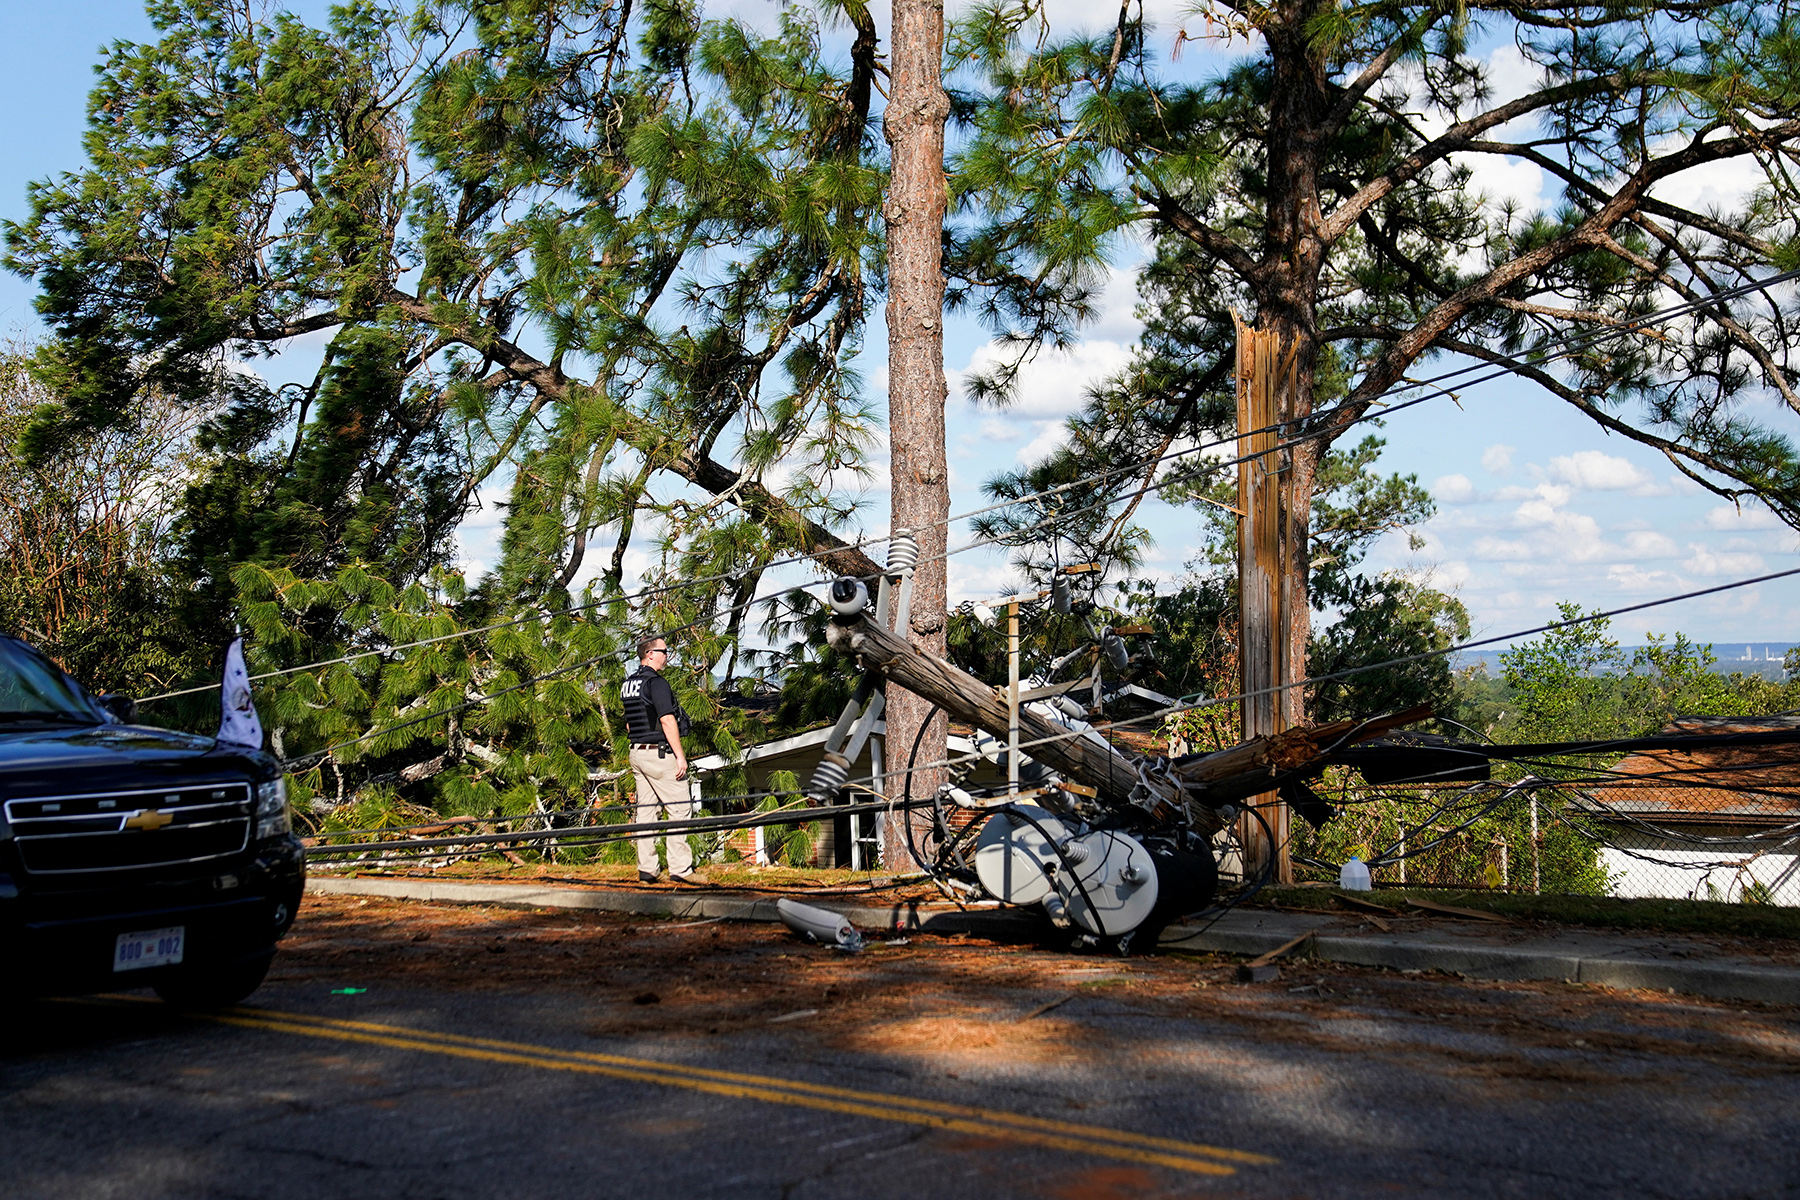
xmin=1171 ymin=704 xmax=1432 ymax=807
xmin=826 ymin=613 xmax=1144 ymax=805
xmin=1235 ymin=315 xmax=1299 ymax=884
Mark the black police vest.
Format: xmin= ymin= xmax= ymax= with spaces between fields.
xmin=621 ymin=665 xmax=665 ymax=744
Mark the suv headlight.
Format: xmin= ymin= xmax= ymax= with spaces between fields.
xmin=254 ymin=776 xmax=291 ymax=840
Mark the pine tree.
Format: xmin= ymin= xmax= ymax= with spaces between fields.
xmin=951 ymin=0 xmax=1800 ymax=699
xmin=882 ymin=0 xmax=953 ymax=863
xmin=4 ymin=0 xmax=888 ymax=831
xmin=6 ymin=0 xmax=888 ymax=613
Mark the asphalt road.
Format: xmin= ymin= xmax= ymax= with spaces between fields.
xmin=4 ymin=895 xmax=1799 ymax=1199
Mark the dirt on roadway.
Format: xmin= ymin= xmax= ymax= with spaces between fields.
xmin=282 ymin=893 xmax=1800 ymax=1085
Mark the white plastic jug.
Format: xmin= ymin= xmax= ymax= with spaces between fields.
xmin=1338 ymin=856 xmax=1372 ymax=891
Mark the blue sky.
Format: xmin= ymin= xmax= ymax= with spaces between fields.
xmin=4 ymin=0 xmax=1797 ymax=653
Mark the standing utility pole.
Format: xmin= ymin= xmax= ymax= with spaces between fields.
xmin=1235 ymin=315 xmax=1298 ymax=885
xmin=881 ymin=0 xmax=952 ymax=865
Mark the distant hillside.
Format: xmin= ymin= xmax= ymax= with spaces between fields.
xmin=1454 ymin=642 xmax=1795 ymax=682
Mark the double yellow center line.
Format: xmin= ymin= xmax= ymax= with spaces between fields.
xmin=208 ymin=1005 xmax=1274 ymax=1177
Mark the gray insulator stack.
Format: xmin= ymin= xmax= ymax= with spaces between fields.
xmin=806 ymin=753 xmax=850 ymax=801
xmin=1102 ymin=630 xmax=1130 ymax=670
xmin=886 ymin=529 xmax=919 ymax=575
xmin=1051 ymin=574 xmax=1072 ymax=613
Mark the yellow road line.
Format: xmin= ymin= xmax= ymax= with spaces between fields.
xmin=205 ymin=1006 xmax=1272 ymax=1176
xmin=242 ymin=1006 xmax=1274 ymax=1165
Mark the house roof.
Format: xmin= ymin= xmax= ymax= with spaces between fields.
xmin=688 ymin=721 xmax=886 ymax=774
xmin=1587 ymin=715 xmax=1800 ymax=827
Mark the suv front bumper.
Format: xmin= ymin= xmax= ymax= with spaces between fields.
xmin=0 ymin=837 xmax=304 ymax=997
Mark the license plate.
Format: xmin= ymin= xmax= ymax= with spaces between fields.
xmin=113 ymin=926 xmax=184 ymax=972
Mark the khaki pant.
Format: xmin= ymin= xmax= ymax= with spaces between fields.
xmin=630 ymin=744 xmax=693 ymax=877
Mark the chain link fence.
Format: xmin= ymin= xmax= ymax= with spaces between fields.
xmin=1282 ymin=770 xmax=1800 ymax=906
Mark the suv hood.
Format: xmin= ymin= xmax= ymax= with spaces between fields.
xmin=0 ymin=724 xmax=276 ymax=800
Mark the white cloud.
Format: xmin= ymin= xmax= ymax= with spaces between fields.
xmin=1489 ymin=483 xmax=1541 ymax=502
xmin=1014 ymin=420 xmax=1070 ymax=465
xmin=454 ymin=477 xmax=513 ymax=580
xmin=1481 ymin=44 xmax=1543 ymax=112
xmin=1082 ymin=262 xmax=1148 ymax=344
xmin=947 ymin=554 xmax=1025 ymax=605
xmin=1604 ymin=563 xmax=1681 ymax=592
xmin=1682 ymin=545 xmax=1765 ymax=577
xmin=1433 ymin=473 xmax=1476 ymax=502
xmin=1467 ymin=535 xmax=1535 ymax=561
xmin=1433 ymin=559 xmax=1473 ymax=590
xmin=1481 ymin=444 xmax=1515 ymax=475
xmin=1704 ymin=503 xmax=1782 ymax=531
xmin=1649 ymin=153 xmax=1768 ymax=218
xmin=1620 ymin=530 xmax=1680 ymax=558
xmin=1462 ymin=153 xmax=1545 ymax=214
xmin=1545 ymin=450 xmax=1664 ymax=493
xmin=1512 ymin=483 xmax=1574 ymax=519
xmin=950 ymin=338 xmax=1135 ymax=419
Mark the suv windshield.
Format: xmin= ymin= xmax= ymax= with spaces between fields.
xmin=0 ymin=638 xmax=102 ymax=723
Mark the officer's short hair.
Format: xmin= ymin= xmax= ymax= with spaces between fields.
xmin=637 ymin=634 xmax=666 ymax=659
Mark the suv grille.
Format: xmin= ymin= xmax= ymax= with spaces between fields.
xmin=5 ymin=784 xmax=252 ymax=874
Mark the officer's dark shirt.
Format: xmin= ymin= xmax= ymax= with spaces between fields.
xmin=622 ymin=664 xmax=678 ymax=745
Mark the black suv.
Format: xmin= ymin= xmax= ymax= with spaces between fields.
xmin=0 ymin=636 xmax=303 ymax=1006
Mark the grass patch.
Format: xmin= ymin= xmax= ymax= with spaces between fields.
xmin=1256 ymin=886 xmax=1800 ymax=942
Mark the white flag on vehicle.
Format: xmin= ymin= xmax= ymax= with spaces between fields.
xmin=216 ymin=638 xmax=264 ymax=748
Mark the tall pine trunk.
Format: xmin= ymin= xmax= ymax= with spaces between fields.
xmin=1260 ymin=1 xmax=1331 ymax=726
xmin=881 ymin=0 xmax=951 ymax=866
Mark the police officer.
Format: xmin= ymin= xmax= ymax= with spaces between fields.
xmin=622 ymin=634 xmax=700 ymax=883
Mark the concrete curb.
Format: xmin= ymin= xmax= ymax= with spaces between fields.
xmin=305 ymin=875 xmax=1026 ymax=935
xmin=1158 ymin=910 xmax=1800 ymax=1007
xmin=306 ymin=875 xmax=1800 ymax=1007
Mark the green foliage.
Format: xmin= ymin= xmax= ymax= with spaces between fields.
xmin=2 ymin=0 xmax=892 ymax=819
xmin=757 ymin=768 xmax=820 ymax=866
xmin=227 ymin=557 xmax=759 ymax=828
xmin=1124 ymin=436 xmax=1462 ymax=736
xmin=1308 ymin=575 xmax=1470 ymax=725
xmin=948 ymin=0 xmax=1800 ymax=534
xmin=1497 ymin=604 xmax=1800 ymax=743
xmin=1289 ymin=777 xmax=1614 ymax=897
xmin=0 ymin=340 xmax=210 ymax=694
xmin=944 ymin=0 xmax=1800 ymax=797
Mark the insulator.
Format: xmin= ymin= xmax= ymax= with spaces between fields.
xmin=827 ymin=576 xmax=870 ymax=617
xmin=1051 ymin=574 xmax=1072 ymax=614
xmin=806 ymin=754 xmax=849 ymax=801
xmin=886 ymin=528 xmax=919 ymax=575
xmin=1059 ymin=838 xmax=1092 ymax=865
xmin=1102 ymin=631 xmax=1130 ymax=670
xmin=937 ymin=783 xmax=977 ymax=808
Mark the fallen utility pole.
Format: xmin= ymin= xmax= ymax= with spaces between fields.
xmin=826 ymin=610 xmax=1144 ymax=805
xmin=826 ymin=601 xmax=1428 ymax=815
xmin=1167 ymin=705 xmax=1431 ymax=807
xmin=823 ymin=587 xmax=1432 ymax=951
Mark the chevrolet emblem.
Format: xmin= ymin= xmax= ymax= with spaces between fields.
xmin=123 ymin=809 xmax=174 ymax=832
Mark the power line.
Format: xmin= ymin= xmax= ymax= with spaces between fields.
xmin=147 ymin=363 xmax=1439 ymax=720
xmin=158 ymin=270 xmax=1800 ymax=781
xmin=144 ymin=259 xmax=1793 ymax=706
xmin=755 ymin=563 xmax=1800 ymax=801
xmin=135 ymin=381 xmax=1403 ymax=705
xmin=287 ymin=555 xmax=1800 ymax=822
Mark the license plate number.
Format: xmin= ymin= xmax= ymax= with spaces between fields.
xmin=114 ymin=926 xmax=184 ymax=971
